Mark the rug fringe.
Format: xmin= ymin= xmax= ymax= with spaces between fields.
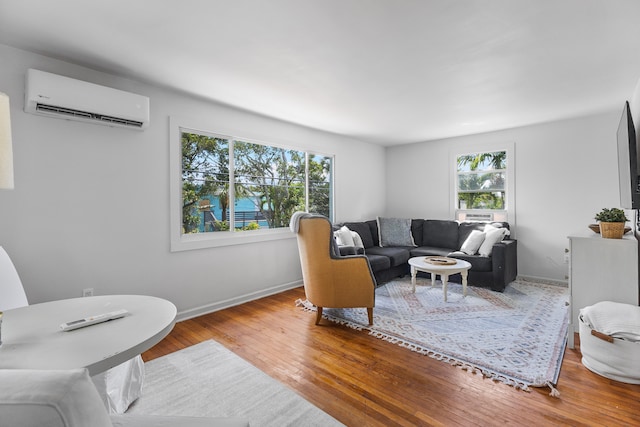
xmin=330 ymin=310 xmax=536 ymax=391
xmin=295 ymin=298 xmax=315 ymax=312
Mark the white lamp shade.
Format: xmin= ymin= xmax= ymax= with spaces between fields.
xmin=0 ymin=92 xmax=14 ymax=189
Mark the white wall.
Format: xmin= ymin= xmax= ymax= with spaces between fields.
xmin=386 ymin=111 xmax=622 ymax=282
xmin=0 ymin=44 xmax=386 ymax=317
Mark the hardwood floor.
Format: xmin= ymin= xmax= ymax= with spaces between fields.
xmin=142 ymin=287 xmax=640 ymax=426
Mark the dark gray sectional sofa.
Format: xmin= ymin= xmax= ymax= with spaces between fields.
xmin=337 ymin=219 xmax=517 ymax=292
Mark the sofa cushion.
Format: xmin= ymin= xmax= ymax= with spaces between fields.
xmin=365 ymin=254 xmax=391 ymax=272
xmin=411 ymin=219 xmax=425 ymax=247
xmin=377 ymin=217 xmax=416 ymax=247
xmin=410 ymin=246 xmax=452 ymax=258
xmin=447 ymin=252 xmax=493 ymax=271
xmin=338 ymin=246 xmax=365 ymax=256
xmin=365 ymin=246 xmax=411 ymax=267
xmin=457 ymin=222 xmax=486 ymax=249
xmin=423 ymin=220 xmax=459 ymax=249
xmin=366 ymin=220 xmax=380 ymax=247
xmin=343 ymin=222 xmax=375 ymax=249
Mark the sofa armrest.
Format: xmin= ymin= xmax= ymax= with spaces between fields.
xmin=491 ymin=239 xmax=518 ymax=291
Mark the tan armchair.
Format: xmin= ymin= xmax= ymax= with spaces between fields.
xmin=293 ymin=214 xmax=375 ymax=325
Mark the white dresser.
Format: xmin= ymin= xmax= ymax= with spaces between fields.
xmin=567 ymin=232 xmax=639 ymax=348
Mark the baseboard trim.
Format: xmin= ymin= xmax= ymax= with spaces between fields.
xmin=517 ymin=275 xmax=568 ymax=287
xmin=176 ymin=275 xmax=566 ymax=322
xmin=176 ymin=279 xmax=304 ymax=322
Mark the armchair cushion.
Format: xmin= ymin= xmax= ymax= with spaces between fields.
xmin=0 ymin=369 xmax=112 ymax=427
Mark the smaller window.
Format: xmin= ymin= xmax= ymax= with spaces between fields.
xmin=455 ymin=150 xmax=508 ymax=222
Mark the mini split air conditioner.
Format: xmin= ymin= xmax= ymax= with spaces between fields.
xmin=24 ymin=69 xmax=150 ymax=130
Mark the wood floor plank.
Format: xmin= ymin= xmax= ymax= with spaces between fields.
xmin=142 ymin=287 xmax=640 ymax=426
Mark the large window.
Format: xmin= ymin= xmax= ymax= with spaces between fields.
xmin=452 ymin=144 xmax=514 ymax=224
xmin=171 ymin=119 xmax=333 ymax=251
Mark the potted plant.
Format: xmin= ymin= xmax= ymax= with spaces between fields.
xmin=594 ymin=208 xmax=629 ymax=239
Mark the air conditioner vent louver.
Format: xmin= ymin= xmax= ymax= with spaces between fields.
xmin=25 ymin=69 xmax=150 ymax=130
xmin=35 ymin=104 xmax=144 ymax=128
xmin=465 ymin=213 xmax=494 ymax=221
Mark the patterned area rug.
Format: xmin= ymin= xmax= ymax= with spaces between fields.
xmin=299 ymin=277 xmax=569 ymax=396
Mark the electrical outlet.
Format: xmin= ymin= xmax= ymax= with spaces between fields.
xmin=82 ymin=288 xmax=94 ymax=297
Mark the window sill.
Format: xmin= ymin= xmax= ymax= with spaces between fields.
xmin=170 ymin=228 xmax=296 ymax=252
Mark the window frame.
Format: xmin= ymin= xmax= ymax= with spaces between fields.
xmin=169 ymin=117 xmax=335 ymax=252
xmin=449 ymin=142 xmax=515 ymax=230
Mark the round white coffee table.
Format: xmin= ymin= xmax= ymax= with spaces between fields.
xmin=408 ymin=257 xmax=472 ymax=302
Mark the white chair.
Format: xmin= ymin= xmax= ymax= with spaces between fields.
xmin=0 ymin=246 xmax=28 ymax=310
xmin=0 ymin=368 xmax=250 ymax=427
xmin=0 ymin=246 xmax=143 ymax=413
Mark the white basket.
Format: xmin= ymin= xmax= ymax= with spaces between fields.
xmin=579 ymin=316 xmax=640 ymax=384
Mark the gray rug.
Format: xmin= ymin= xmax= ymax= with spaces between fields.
xmin=299 ymin=277 xmax=569 ymax=396
xmin=127 ymin=340 xmax=343 ymax=426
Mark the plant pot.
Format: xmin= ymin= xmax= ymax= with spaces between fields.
xmin=599 ymin=222 xmax=625 ymax=239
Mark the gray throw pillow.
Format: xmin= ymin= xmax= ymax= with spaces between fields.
xmin=377 ymin=217 xmax=416 ymax=247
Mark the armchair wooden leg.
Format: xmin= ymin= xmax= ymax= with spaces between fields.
xmin=367 ymin=307 xmax=373 ymax=325
xmin=315 ymin=307 xmax=323 ymax=325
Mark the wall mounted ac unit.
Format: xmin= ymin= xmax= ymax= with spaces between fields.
xmin=24 ymin=69 xmax=150 ymax=130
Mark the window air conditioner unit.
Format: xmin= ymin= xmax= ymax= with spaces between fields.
xmin=465 ymin=213 xmax=494 ymax=221
xmin=24 ymin=69 xmax=150 ymax=130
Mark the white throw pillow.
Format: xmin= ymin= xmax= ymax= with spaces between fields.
xmin=478 ymin=225 xmax=508 ymax=257
xmin=460 ymin=230 xmax=485 ymax=255
xmin=335 ymin=226 xmax=355 ymax=247
xmin=351 ymin=230 xmax=364 ymax=249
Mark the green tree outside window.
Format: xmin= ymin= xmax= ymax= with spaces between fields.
xmin=457 ymin=151 xmax=506 ymax=210
xmin=181 ymin=131 xmax=332 ymax=234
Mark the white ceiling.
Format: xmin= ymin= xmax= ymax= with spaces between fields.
xmin=2 ymin=0 xmax=640 ymax=146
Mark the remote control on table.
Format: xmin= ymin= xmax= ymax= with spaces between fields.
xmin=60 ymin=309 xmax=130 ymax=331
